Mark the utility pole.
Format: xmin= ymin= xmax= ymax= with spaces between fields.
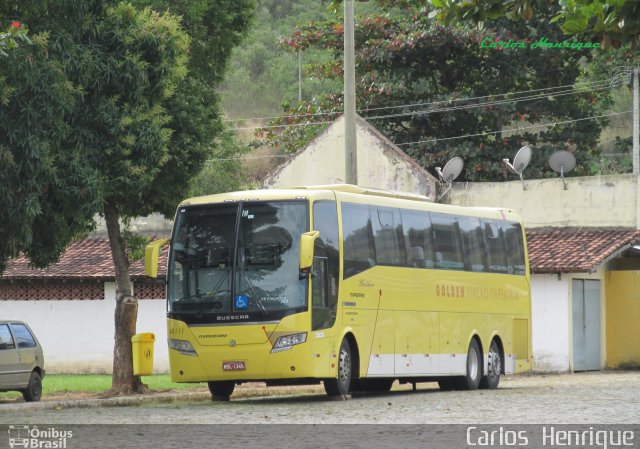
xmin=633 ymin=67 xmax=639 ymax=175
xmin=298 ymin=48 xmax=302 ymax=103
xmin=344 ymin=0 xmax=357 ymax=185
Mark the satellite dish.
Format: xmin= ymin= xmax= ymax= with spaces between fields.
xmin=503 ymin=145 xmax=532 ymax=190
xmin=435 ymin=157 xmax=464 ymax=201
xmin=436 ymin=157 xmax=464 ymax=183
xmin=548 ymin=150 xmax=576 ymax=190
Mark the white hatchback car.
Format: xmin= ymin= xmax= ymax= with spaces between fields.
xmin=0 ymin=321 xmax=45 ymax=402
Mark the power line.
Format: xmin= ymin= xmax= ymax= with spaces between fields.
xmin=206 ymin=155 xmax=291 ymax=162
xmin=204 ymin=111 xmax=632 ymax=162
xmin=224 ymin=73 xmax=626 ymax=127
xmin=395 ymin=111 xmax=632 ymax=147
xmin=228 ymin=79 xmax=622 ymax=131
xmin=360 ymin=77 xmax=620 ymax=114
xmin=364 ymin=84 xmax=616 ymax=121
xmin=231 ymin=120 xmax=334 ymax=131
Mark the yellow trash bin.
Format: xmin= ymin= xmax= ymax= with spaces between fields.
xmin=131 ymin=332 xmax=155 ymax=376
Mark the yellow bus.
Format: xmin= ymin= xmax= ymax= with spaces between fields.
xmin=146 ymin=184 xmax=531 ymax=400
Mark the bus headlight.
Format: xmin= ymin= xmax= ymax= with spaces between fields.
xmin=168 ymin=338 xmax=197 ymax=356
xmin=272 ymin=333 xmax=307 ymax=353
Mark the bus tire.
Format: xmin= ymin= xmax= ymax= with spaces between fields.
xmin=479 ymin=339 xmax=501 ymax=390
xmin=208 ymin=381 xmax=235 ymax=401
xmin=324 ymin=338 xmax=352 ymax=396
xmin=455 ymin=339 xmax=482 ymax=390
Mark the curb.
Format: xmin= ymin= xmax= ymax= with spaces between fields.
xmin=0 ymin=391 xmax=211 ymax=412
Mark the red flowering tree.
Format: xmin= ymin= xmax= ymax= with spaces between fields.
xmin=0 ymin=20 xmax=30 ymax=56
xmin=263 ymin=2 xmax=614 ymax=181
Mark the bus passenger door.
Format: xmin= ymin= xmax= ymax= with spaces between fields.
xmin=311 ymin=256 xmax=333 ymax=330
xmin=311 ymin=201 xmax=339 ymax=332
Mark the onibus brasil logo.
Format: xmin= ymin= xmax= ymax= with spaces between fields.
xmin=8 ymin=425 xmax=73 ymax=448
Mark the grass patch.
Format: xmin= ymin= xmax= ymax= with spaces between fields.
xmin=0 ymin=374 xmax=204 ymax=401
xmin=43 ymin=374 xmax=201 ymax=393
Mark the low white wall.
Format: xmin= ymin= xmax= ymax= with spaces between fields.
xmin=1 ymin=282 xmax=168 ymax=374
xmin=448 ymin=174 xmax=639 ymax=228
xmin=531 ymin=274 xmax=570 ymax=372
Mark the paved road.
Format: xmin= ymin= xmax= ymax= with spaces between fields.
xmin=2 ymin=371 xmax=639 ymax=424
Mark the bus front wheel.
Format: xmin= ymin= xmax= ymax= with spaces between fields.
xmin=455 ymin=339 xmax=482 ymax=390
xmin=208 ymin=381 xmax=235 ymax=401
xmin=324 ymin=339 xmax=352 ymax=396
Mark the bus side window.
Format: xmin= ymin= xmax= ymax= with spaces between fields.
xmin=371 ymin=206 xmax=406 ymax=267
xmin=504 ymin=222 xmax=526 ymax=275
xmin=341 ymin=203 xmax=376 ymax=278
xmin=312 ymin=201 xmax=339 ymax=330
xmin=483 ymin=220 xmax=508 ymax=273
xmin=459 ymin=216 xmax=487 ymax=273
xmin=431 ymin=213 xmax=465 ymax=270
xmin=400 ymin=209 xmax=434 ymax=268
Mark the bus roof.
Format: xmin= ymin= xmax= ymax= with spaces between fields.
xmin=180 ymin=185 xmax=522 ymax=223
xmin=180 ymin=184 xmax=430 ymax=206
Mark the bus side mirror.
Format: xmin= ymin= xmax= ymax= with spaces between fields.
xmin=299 ymin=231 xmax=320 ymax=275
xmin=145 ymin=238 xmax=170 ymax=278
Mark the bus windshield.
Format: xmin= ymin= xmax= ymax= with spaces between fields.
xmin=168 ymin=201 xmax=309 ymax=324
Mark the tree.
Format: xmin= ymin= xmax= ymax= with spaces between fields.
xmin=0 ymin=0 xmax=254 ymax=394
xmin=263 ymin=3 xmax=609 ymax=181
xmin=188 ymin=130 xmax=252 ymax=196
xmin=430 ymin=0 xmax=639 ymax=47
xmin=0 ymin=20 xmax=30 ymax=56
xmin=218 ymin=0 xmax=341 ymax=119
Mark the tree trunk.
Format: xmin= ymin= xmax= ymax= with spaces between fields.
xmin=104 ymin=201 xmax=148 ymax=395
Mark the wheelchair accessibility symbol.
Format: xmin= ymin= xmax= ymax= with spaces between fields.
xmin=235 ymin=294 xmax=249 ymax=309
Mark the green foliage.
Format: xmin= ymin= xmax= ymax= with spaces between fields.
xmin=129 ymin=0 xmax=256 ymax=85
xmin=265 ymin=4 xmax=610 ymax=181
xmin=188 ymin=130 xmax=252 ymax=197
xmin=431 ymin=0 xmax=639 ymax=45
xmin=218 ymin=0 xmax=341 ymax=118
xmin=0 ymin=0 xmax=254 ymax=273
xmin=121 ymin=220 xmax=152 ymax=262
xmin=0 ymin=20 xmax=31 ymax=56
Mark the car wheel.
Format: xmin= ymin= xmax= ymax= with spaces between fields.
xmin=22 ymin=371 xmax=42 ymax=402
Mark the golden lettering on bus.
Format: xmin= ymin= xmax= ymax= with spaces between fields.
xmin=435 ymin=284 xmax=468 ymax=298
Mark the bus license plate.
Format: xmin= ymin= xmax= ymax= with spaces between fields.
xmin=223 ymin=361 xmax=246 ymax=371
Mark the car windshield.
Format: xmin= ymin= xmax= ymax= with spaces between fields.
xmin=168 ymin=201 xmax=309 ymax=323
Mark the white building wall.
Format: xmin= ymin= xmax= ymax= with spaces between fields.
xmin=263 ymin=116 xmax=437 ymax=199
xmin=1 ymin=282 xmax=169 ymax=374
xmin=531 ymin=274 xmax=571 ymax=372
xmin=448 ymin=174 xmax=639 ymax=228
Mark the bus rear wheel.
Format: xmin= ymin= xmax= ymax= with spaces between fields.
xmin=208 ymin=381 xmax=235 ymax=401
xmin=455 ymin=339 xmax=482 ymax=390
xmin=324 ymin=339 xmax=352 ymax=396
xmin=479 ymin=339 xmax=501 ymax=389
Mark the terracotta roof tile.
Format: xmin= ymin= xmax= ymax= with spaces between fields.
xmin=2 ymin=238 xmax=168 ymax=281
xmin=526 ymin=227 xmax=640 ymax=274
xmin=3 ymin=228 xmax=638 ymax=279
